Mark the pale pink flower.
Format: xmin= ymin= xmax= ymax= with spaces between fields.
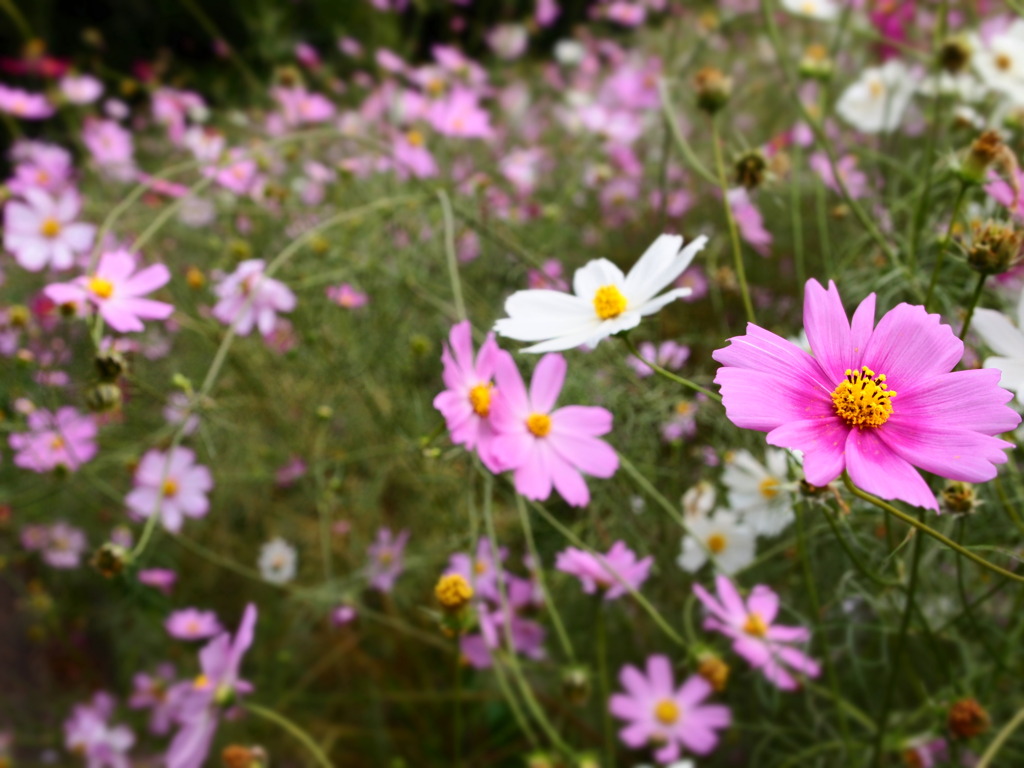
xmin=138 ymin=568 xmax=177 ymax=595
xmin=165 ymin=608 xmax=223 ymax=641
xmin=555 ymin=540 xmax=652 ymax=600
xmin=82 ymin=118 xmax=135 ymax=180
xmin=125 ymin=447 xmax=213 ymax=533
xmin=366 ymin=527 xmax=410 ymax=592
xmin=0 ymin=84 xmax=54 ymax=119
xmin=272 ymin=86 xmax=335 ymax=126
xmin=727 ymin=188 xmax=771 ymax=256
xmin=129 ymin=663 xmax=181 ymax=736
xmin=392 ymin=130 xmax=438 ymax=179
xmin=41 ymin=522 xmax=88 ymax=569
xmin=3 ymin=188 xmax=96 ymax=271
xmin=427 ymin=87 xmax=493 ymax=139
xmin=487 ymin=24 xmax=529 ymax=60
xmin=326 ymin=283 xmax=369 ymax=308
xmin=212 ymin=259 xmax=296 ymax=336
xmin=809 ymin=152 xmax=869 ymax=199
xmin=63 ymin=692 xmax=135 ymax=768
xmin=627 ymin=340 xmax=690 ymax=378
xmin=9 ymin=407 xmax=98 ymax=472
xmin=60 ymin=74 xmax=103 ymax=104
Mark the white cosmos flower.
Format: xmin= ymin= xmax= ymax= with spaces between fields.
xmin=835 ymin=60 xmax=916 ymax=134
xmin=722 ymin=449 xmax=795 ymax=536
xmin=677 ymin=508 xmax=756 ymax=576
xmin=973 ymin=289 xmax=1024 ymax=405
xmin=780 ymin=0 xmax=840 ymax=21
xmin=971 ymin=21 xmax=1024 ymax=104
xmin=494 ymin=233 xmax=707 ymax=353
xmin=258 ymin=536 xmax=298 ymax=584
xmin=681 ymin=480 xmax=716 ymax=518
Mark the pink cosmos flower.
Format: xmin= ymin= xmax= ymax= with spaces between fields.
xmin=727 ymin=188 xmax=772 ymax=257
xmin=129 ymin=662 xmax=181 ymax=736
xmin=212 ymin=259 xmax=296 ymax=336
xmin=810 ymin=152 xmax=869 ymax=199
xmin=694 ymin=575 xmax=820 ymax=690
xmin=446 ymin=537 xmax=508 ymax=603
xmin=165 ymin=608 xmax=223 ymax=641
xmin=627 ymin=340 xmax=690 ymax=378
xmin=713 ymin=279 xmax=1020 ymax=510
xmin=60 ymin=73 xmax=103 ymax=104
xmin=125 ymin=447 xmax=213 ymax=532
xmin=392 ymin=130 xmax=438 ymax=179
xmin=63 ymin=692 xmax=135 ymax=768
xmin=332 ymin=605 xmax=358 ymax=626
xmin=556 ymin=540 xmax=652 ymax=600
xmin=433 ymin=320 xmax=504 ymax=472
xmin=609 ymin=655 xmax=731 ymax=763
xmin=326 ymin=283 xmax=369 ymax=309
xmin=44 ymin=250 xmax=173 ymax=333
xmin=166 ymin=604 xmax=256 ymax=768
xmin=272 ymin=86 xmax=335 ymax=126
xmin=427 ymin=87 xmax=493 ymax=139
xmin=489 ymin=352 xmax=618 ymax=506
xmin=3 ymin=188 xmax=96 ymax=271
xmin=365 ymin=527 xmax=410 ymax=593
xmin=10 ymin=407 xmax=98 ymax=472
xmin=138 ymin=568 xmax=177 ymax=595
xmin=985 ymin=167 xmax=1024 ymax=221
xmin=41 ymin=521 xmax=88 ymax=568
xmin=0 ymin=84 xmax=54 ymax=118
xmin=7 ymin=141 xmax=73 ymax=195
xmin=82 ymin=118 xmax=136 ymax=180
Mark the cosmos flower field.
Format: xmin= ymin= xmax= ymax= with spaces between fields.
xmin=3 ymin=0 xmax=1024 ymax=766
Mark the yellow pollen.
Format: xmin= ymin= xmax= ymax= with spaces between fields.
xmin=654 ymin=699 xmax=680 ymax=725
xmin=194 ymin=674 xmax=210 ymax=689
xmin=50 ymin=436 xmax=65 ymax=450
xmin=707 ymin=533 xmax=727 ymax=553
xmin=87 ymin=276 xmax=114 ymax=299
xmin=162 ymin=479 xmax=179 ymax=497
xmin=868 ymin=79 xmax=885 ymax=99
xmin=435 ymin=573 xmax=474 ymax=609
xmin=743 ymin=612 xmax=768 ymax=637
xmin=40 ymin=217 xmax=61 ymax=238
xmin=406 ymin=129 xmax=425 ymax=147
xmin=378 ymin=551 xmax=394 ymax=565
xmin=526 ymin=413 xmax=552 ymax=437
xmin=675 ymin=401 xmax=694 ymax=416
xmin=593 ymin=284 xmax=628 ymax=320
xmin=995 ymin=53 xmax=1012 ymax=72
xmin=759 ymin=477 xmax=780 ymax=499
xmin=469 ymin=383 xmax=492 ymax=417
xmin=831 ymin=366 xmax=897 ymax=429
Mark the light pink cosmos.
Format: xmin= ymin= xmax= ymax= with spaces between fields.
xmin=272 ymin=86 xmax=335 ymax=125
xmin=392 ymin=130 xmax=438 ymax=179
xmin=10 ymin=407 xmax=98 ymax=472
xmin=129 ymin=662 xmax=181 ymax=736
xmin=365 ymin=527 xmax=410 ymax=593
xmin=138 ymin=568 xmax=177 ymax=595
xmin=0 ymin=84 xmax=54 ymax=118
xmin=63 ymin=692 xmax=135 ymax=768
xmin=556 ymin=540 xmax=652 ymax=600
xmin=810 ymin=152 xmax=869 ymax=199
xmin=44 ymin=250 xmax=173 ymax=333
xmin=714 ymin=279 xmax=1020 ymax=510
xmin=125 ymin=447 xmax=213 ymax=532
xmin=727 ymin=188 xmax=771 ymax=257
xmin=609 ymin=655 xmax=731 ymax=763
xmin=489 ymin=352 xmax=618 ymax=506
xmin=7 ymin=141 xmax=73 ymax=195
xmin=82 ymin=118 xmax=136 ymax=180
xmin=627 ymin=340 xmax=690 ymax=378
xmin=41 ymin=521 xmax=88 ymax=568
xmin=60 ymin=73 xmax=104 ymax=104
xmin=212 ymin=259 xmax=296 ymax=336
xmin=433 ymin=320 xmax=504 ymax=472
xmin=446 ymin=537 xmax=507 ymax=603
xmin=326 ymin=283 xmax=369 ymax=309
xmin=694 ymin=575 xmax=821 ymax=691
xmin=165 ymin=608 xmax=223 ymax=641
xmin=3 ymin=188 xmax=96 ymax=271
xmin=427 ymin=87 xmax=493 ymax=139
xmin=985 ymin=167 xmax=1024 ymax=221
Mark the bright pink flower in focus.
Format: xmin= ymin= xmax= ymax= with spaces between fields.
xmin=3 ymin=188 xmax=96 ymax=271
xmin=609 ymin=655 xmax=731 ymax=763
xmin=489 ymin=352 xmax=618 ymax=506
xmin=165 ymin=608 xmax=223 ymax=641
xmin=125 ymin=447 xmax=213 ymax=532
xmin=10 ymin=406 xmax=98 ymax=472
xmin=556 ymin=540 xmax=652 ymax=600
xmin=694 ymin=575 xmax=821 ymax=691
xmin=433 ymin=320 xmax=504 ymax=472
xmin=713 ymin=279 xmax=1020 ymax=510
xmin=44 ymin=250 xmax=173 ymax=333
xmin=212 ymin=259 xmax=296 ymax=336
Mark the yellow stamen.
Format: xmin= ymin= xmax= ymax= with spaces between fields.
xmin=707 ymin=533 xmax=727 ymax=553
xmin=593 ymin=284 xmax=627 ymax=320
xmin=87 ymin=276 xmax=114 ymax=299
xmin=743 ymin=612 xmax=768 ymax=637
xmin=526 ymin=413 xmax=552 ymax=437
xmin=995 ymin=53 xmax=1012 ymax=72
xmin=50 ymin=436 xmax=65 ymax=450
xmin=868 ymin=79 xmax=885 ymax=99
xmin=831 ymin=366 xmax=897 ymax=429
xmin=435 ymin=573 xmax=473 ymax=610
xmin=194 ymin=674 xmax=210 ymax=689
xmin=469 ymin=383 xmax=492 ymax=417
xmin=378 ymin=551 xmax=394 ymax=565
xmin=473 ymin=559 xmax=488 ymax=575
xmin=40 ymin=217 xmax=61 ymax=238
xmin=406 ymin=130 xmax=425 ymax=147
xmin=162 ymin=479 xmax=179 ymax=497
xmin=759 ymin=477 xmax=780 ymax=499
xmin=653 ymin=699 xmax=680 ymax=725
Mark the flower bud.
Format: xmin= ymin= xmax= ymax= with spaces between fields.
xmin=8 ymin=305 xmax=30 ymax=328
xmin=966 ymin=219 xmax=1024 ymax=275
xmin=186 ymin=266 xmax=206 ymax=289
xmin=939 ymin=481 xmax=979 ymax=515
xmin=694 ymin=67 xmax=732 ymax=114
xmin=560 ymin=665 xmax=591 ymax=705
xmin=435 ymin=573 xmax=473 ymax=612
xmin=948 ymin=698 xmax=989 ymax=739
xmin=734 ymin=150 xmax=768 ymax=190
xmin=86 ymin=382 xmax=123 ymax=413
xmin=958 ymin=130 xmax=1009 ymax=186
xmin=938 ymin=35 xmax=972 ymax=74
xmin=95 ymin=350 xmax=128 ymax=381
xmin=222 ymin=745 xmax=268 ymax=768
xmin=799 ymin=43 xmax=833 ymax=81
xmin=698 ymin=653 xmax=730 ymax=692
xmin=91 ymin=542 xmax=131 ymax=578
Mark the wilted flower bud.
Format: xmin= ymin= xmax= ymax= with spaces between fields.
xmin=940 ymin=481 xmax=979 ymax=515
xmin=221 ymin=745 xmax=268 ymax=768
xmin=435 ymin=573 xmax=473 ymax=612
xmin=308 ymin=234 xmax=330 ymax=255
xmin=697 ymin=653 xmax=730 ymax=692
xmin=8 ymin=305 xmax=30 ymax=328
xmin=91 ymin=542 xmax=131 ymax=578
xmin=948 ymin=698 xmax=990 ymax=739
xmin=734 ymin=150 xmax=768 ymax=190
xmin=560 ymin=665 xmax=591 ymax=705
xmin=958 ymin=130 xmax=1012 ymax=186
xmin=95 ymin=350 xmax=128 ymax=381
xmin=694 ymin=67 xmax=732 ymax=114
xmin=86 ymin=382 xmax=123 ymax=413
xmin=966 ymin=219 xmax=1024 ymax=275
xmin=799 ymin=43 xmax=834 ymax=80
xmin=186 ymin=266 xmax=205 ymax=289
xmin=938 ymin=35 xmax=972 ymax=74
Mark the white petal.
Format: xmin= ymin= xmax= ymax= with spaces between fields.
xmin=495 ymin=290 xmax=595 ymax=341
xmin=572 ymin=258 xmax=626 ymax=299
xmin=634 ymin=288 xmax=692 ymax=317
xmin=625 ymin=234 xmax=706 ymax=304
xmin=973 ymin=308 xmax=1024 ymax=358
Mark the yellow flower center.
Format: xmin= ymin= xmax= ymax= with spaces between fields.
xmin=194 ymin=674 xmax=210 ymax=689
xmin=801 ymin=0 xmax=817 ymax=12
xmin=526 ymin=413 xmax=552 ymax=437
xmin=868 ymin=79 xmax=885 ymax=99
xmin=162 ymin=479 xmax=179 ymax=497
xmin=474 ymin=559 xmax=488 ymax=575
xmin=87 ymin=276 xmax=114 ymax=299
xmin=707 ymin=533 xmax=727 ymax=553
xmin=378 ymin=551 xmax=394 ymax=565
xmin=435 ymin=573 xmax=474 ymax=609
xmin=469 ymin=383 xmax=492 ymax=417
xmin=593 ymin=284 xmax=628 ymax=320
xmin=406 ymin=129 xmax=425 ymax=147
xmin=40 ymin=217 xmax=62 ymax=238
xmin=996 ymin=53 xmax=1012 ymax=72
xmin=831 ymin=366 xmax=897 ymax=429
xmin=743 ymin=612 xmax=768 ymax=637
xmin=50 ymin=436 xmax=65 ymax=450
xmin=654 ymin=699 xmax=680 ymax=725
xmin=759 ymin=477 xmax=780 ymax=499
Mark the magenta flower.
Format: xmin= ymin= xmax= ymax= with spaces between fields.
xmin=609 ymin=655 xmax=731 ymax=763
xmin=366 ymin=527 xmax=410 ymax=593
xmin=427 ymin=87 xmax=493 ymax=139
xmin=713 ymin=279 xmax=1020 ymax=510
xmin=0 ymin=84 xmax=55 ymax=119
xmin=694 ymin=575 xmax=820 ymax=691
xmin=166 ymin=604 xmax=257 ymax=768
xmin=165 ymin=608 xmax=223 ymax=641
xmin=44 ymin=250 xmax=173 ymax=333
xmin=9 ymin=407 xmax=98 ymax=473
xmin=489 ymin=352 xmax=618 ymax=506
xmin=212 ymin=259 xmax=296 ymax=336
xmin=433 ymin=320 xmax=503 ymax=472
xmin=3 ymin=188 xmax=96 ymax=271
xmin=555 ymin=541 xmax=652 ymax=600
xmin=125 ymin=447 xmax=213 ymax=532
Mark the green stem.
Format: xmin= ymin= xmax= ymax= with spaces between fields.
xmin=437 ymin=188 xmax=466 ymax=322
xmin=246 ymin=702 xmax=334 ymax=767
xmin=925 ymin=183 xmax=968 ymax=312
xmin=822 ymin=507 xmax=902 ymax=589
xmin=907 ymin=90 xmax=946 ymax=272
xmin=129 ymin=175 xmax=215 ymax=254
xmin=842 ymin=473 xmax=1024 ymax=583
xmin=711 ymin=115 xmax=756 ymax=324
xmin=976 ymin=705 xmax=1024 ymax=768
xmin=596 ymin=604 xmax=615 ymax=767
xmin=959 ymin=272 xmax=987 ymax=340
xmin=0 ymin=0 xmax=32 ymax=40
xmin=454 ymin=639 xmax=463 ymax=768
xmin=622 ymin=336 xmax=722 ymax=402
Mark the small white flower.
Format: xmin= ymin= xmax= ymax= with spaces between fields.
xmin=681 ymin=481 xmax=716 ymax=518
xmin=722 ymin=449 xmax=795 ymax=536
xmin=780 ymin=0 xmax=840 ymax=21
xmin=258 ymin=537 xmax=298 ymax=584
xmin=971 ymin=21 xmax=1024 ymax=104
xmin=835 ymin=60 xmax=916 ymax=134
xmin=973 ymin=289 xmax=1024 ymax=405
xmin=495 ymin=234 xmax=707 ymax=353
xmin=678 ymin=508 xmax=756 ymax=575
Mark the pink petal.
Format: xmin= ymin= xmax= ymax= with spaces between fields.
xmin=746 ymin=585 xmax=779 ymax=624
xmin=528 ymin=353 xmax=566 ymax=413
xmin=860 ymin=303 xmax=962 ymax=388
xmin=803 ymin=279 xmax=854 ymax=381
xmin=767 ymin=417 xmax=849 ymax=486
xmin=547 ymin=432 xmax=618 ymax=478
xmin=845 ymin=428 xmax=938 ymax=510
xmin=124 ymin=262 xmax=171 ymax=295
xmin=894 ymin=369 xmax=1020 ymax=436
xmin=550 ymin=405 xmax=613 ymax=437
